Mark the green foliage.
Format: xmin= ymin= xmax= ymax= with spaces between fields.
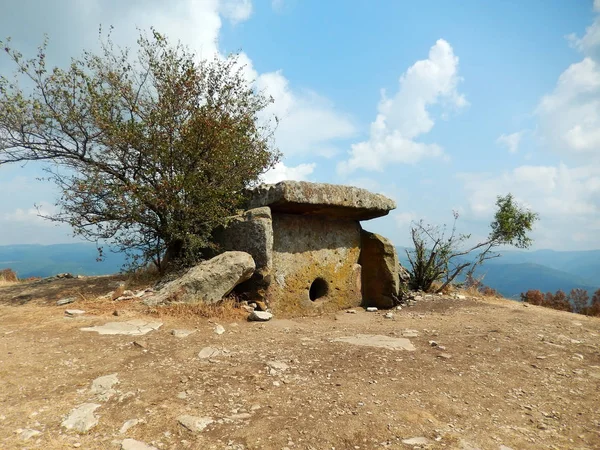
xmin=406 ymin=194 xmax=539 ymax=293
xmin=0 ymin=29 xmax=280 ymax=272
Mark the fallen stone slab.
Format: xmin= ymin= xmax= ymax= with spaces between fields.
xmin=198 ymin=347 xmax=222 ymax=359
xmin=247 ymin=181 xmax=396 ymax=220
xmin=61 ymin=403 xmax=101 ymax=432
xmin=248 ymin=311 xmax=273 ymax=321
xmin=402 ymin=436 xmax=431 ymax=446
xmin=171 ymin=329 xmax=195 ymax=338
xmin=57 ymin=297 xmax=76 ymax=306
xmin=333 ymin=334 xmax=415 ymax=351
xmin=145 ymin=251 xmax=255 ymax=306
xmin=177 ymin=415 xmax=213 ymax=433
xmin=80 ymin=319 xmax=162 ymax=336
xmin=91 ymin=373 xmax=119 ymax=401
xmin=120 ymin=418 xmax=142 ymax=434
xmin=17 ymin=428 xmax=41 ymax=440
xmin=121 ymin=438 xmax=158 ymax=450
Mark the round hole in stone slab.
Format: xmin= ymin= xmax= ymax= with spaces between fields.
xmin=309 ymin=277 xmax=329 ymax=301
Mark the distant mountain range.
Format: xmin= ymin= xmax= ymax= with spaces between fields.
xmin=398 ymin=247 xmax=599 ymax=299
xmin=0 ymin=243 xmax=126 ymax=278
xmin=1 ymin=243 xmax=598 ymax=300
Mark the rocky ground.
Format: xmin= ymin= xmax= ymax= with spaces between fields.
xmin=0 ymin=276 xmax=599 ymax=449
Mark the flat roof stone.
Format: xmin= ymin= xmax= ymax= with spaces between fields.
xmin=247 ymin=181 xmax=396 ymax=220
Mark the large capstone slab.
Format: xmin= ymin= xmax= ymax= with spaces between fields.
xmin=247 ymin=181 xmax=396 ymax=220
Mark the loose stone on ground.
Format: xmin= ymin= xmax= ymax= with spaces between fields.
xmin=61 ymin=403 xmax=101 ymax=432
xmin=121 ymin=438 xmax=158 ymax=450
xmin=80 ymin=319 xmax=162 ymax=336
xmin=333 ymin=334 xmax=416 ymax=351
xmin=177 ymin=415 xmax=213 ymax=433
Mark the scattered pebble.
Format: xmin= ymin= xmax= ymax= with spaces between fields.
xmin=214 ymin=324 xmax=225 ymax=335
xmin=65 ymin=309 xmax=85 ymax=316
xmin=248 ymin=311 xmax=273 ymax=321
xmin=120 ymin=419 xmax=142 ymax=434
xmin=177 ymin=415 xmax=213 ymax=433
xmin=366 ymin=307 xmax=378 ymax=312
xmin=57 ymin=297 xmax=76 ymax=306
xmin=171 ymin=329 xmax=195 ymax=338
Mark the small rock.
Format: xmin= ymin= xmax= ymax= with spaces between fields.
xmin=366 ymin=307 xmax=378 ymax=312
xmin=113 ymin=310 xmax=120 ymax=316
xmin=226 ymin=413 xmax=252 ymax=420
xmin=240 ymin=305 xmax=255 ymax=313
xmin=198 ymin=347 xmax=222 ymax=359
xmin=429 ymin=340 xmax=438 ymax=347
xmin=18 ymin=429 xmax=41 ymax=440
xmin=57 ymin=297 xmax=76 ymax=306
xmin=499 ymin=446 xmax=515 ymax=450
xmin=133 ymin=340 xmax=147 ymax=349
xmin=249 ymin=303 xmax=258 ymax=309
xmin=272 ymin=381 xmax=281 ymax=387
xmin=120 ymin=419 xmax=142 ymax=434
xmin=248 ymin=311 xmax=273 ymax=321
xmin=346 ymin=309 xmax=357 ymax=314
xmin=171 ymin=329 xmax=195 ymax=338
xmin=396 ymin=305 xmax=402 ymax=310
xmin=402 ymin=437 xmax=430 ymax=445
xmin=255 ymin=301 xmax=268 ymax=311
xmin=455 ymin=294 xmax=466 ymax=300
xmin=121 ymin=438 xmax=158 ymax=450
xmin=402 ymin=329 xmax=419 ymax=338
xmin=214 ymin=324 xmax=225 ymax=335
xmin=437 ymin=353 xmax=452 ymax=359
xmin=65 ymin=309 xmax=85 ymax=316
xmin=61 ymin=403 xmax=101 ymax=432
xmin=81 ymin=320 xmax=162 ymax=336
xmin=177 ymin=391 xmax=188 ymax=400
xmin=384 ymin=312 xmax=394 ymax=319
xmin=267 ymin=360 xmax=289 ymax=373
xmin=177 ymin=415 xmax=213 ymax=433
xmin=91 ymin=373 xmax=119 ymax=401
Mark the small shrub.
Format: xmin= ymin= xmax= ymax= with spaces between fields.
xmin=0 ymin=268 xmax=18 ymax=285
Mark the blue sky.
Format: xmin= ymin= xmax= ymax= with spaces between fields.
xmin=1 ymin=0 xmax=599 ymax=251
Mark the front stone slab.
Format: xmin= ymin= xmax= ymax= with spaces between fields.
xmin=248 ymin=181 xmax=396 ymax=220
xmin=267 ymin=214 xmax=362 ymax=316
xmin=359 ymin=230 xmax=400 ymax=308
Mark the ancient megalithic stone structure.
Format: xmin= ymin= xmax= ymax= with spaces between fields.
xmin=213 ymin=181 xmax=400 ymax=316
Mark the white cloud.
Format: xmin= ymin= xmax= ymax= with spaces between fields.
xmin=260 ymin=161 xmax=316 ymax=184
xmin=3 ymin=202 xmax=58 ymax=226
xmin=338 ymin=39 xmax=466 ymax=175
xmin=271 ymin=0 xmax=284 ymax=12
xmin=393 ymin=211 xmax=417 ymax=227
xmin=219 ymin=0 xmax=252 ymax=24
xmin=541 ymin=6 xmax=600 ymax=159
xmin=496 ymin=131 xmax=524 ymax=153
xmin=458 ymin=163 xmax=600 ymax=248
xmin=256 ymin=71 xmax=357 ymax=158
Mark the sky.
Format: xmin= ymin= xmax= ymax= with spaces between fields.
xmin=0 ymin=0 xmax=599 ymax=251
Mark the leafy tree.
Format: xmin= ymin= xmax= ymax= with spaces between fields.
xmin=588 ymin=288 xmax=600 ymax=316
xmin=521 ymin=289 xmax=544 ymax=305
xmin=0 ymin=29 xmax=279 ymax=272
xmin=406 ymin=194 xmax=539 ymax=292
xmin=549 ymin=290 xmax=572 ymax=312
xmin=569 ymin=288 xmax=589 ymax=314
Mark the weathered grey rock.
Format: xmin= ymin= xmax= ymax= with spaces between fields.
xmin=119 ymin=418 xmax=142 ymax=434
xmin=91 ymin=373 xmax=119 ymax=401
xmin=366 ymin=307 xmax=378 ymax=312
xmin=334 ymin=334 xmax=415 ymax=351
xmin=18 ymin=428 xmax=41 ymax=440
xmin=144 ymin=251 xmax=255 ymax=306
xmin=402 ymin=329 xmax=419 ymax=338
xmin=384 ymin=312 xmax=394 ymax=319
xmin=212 ymin=207 xmax=273 ymax=285
xmin=57 ymin=297 xmax=76 ymax=306
xmin=171 ymin=329 xmax=195 ymax=338
xmin=398 ymin=263 xmax=410 ymax=283
xmin=248 ymin=311 xmax=273 ymax=321
xmin=248 ymin=181 xmax=396 ymax=220
xmin=121 ymin=438 xmax=158 ymax=450
xmin=359 ymin=230 xmax=400 ymax=309
xmin=267 ymin=360 xmax=289 ymax=373
xmin=61 ymin=403 xmax=101 ymax=432
xmin=214 ymin=324 xmax=225 ymax=335
xmin=402 ymin=437 xmax=430 ymax=445
xmin=81 ymin=320 xmax=162 ymax=336
xmin=198 ymin=347 xmax=222 ymax=359
xmin=177 ymin=415 xmax=213 ymax=433
xmin=65 ymin=309 xmax=85 ymax=316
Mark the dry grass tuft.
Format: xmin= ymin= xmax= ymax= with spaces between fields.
xmin=146 ymin=296 xmax=248 ymax=321
xmin=0 ymin=268 xmax=19 ymax=286
xmin=125 ymin=265 xmax=162 ymax=289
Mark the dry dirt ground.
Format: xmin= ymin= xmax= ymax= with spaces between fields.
xmin=0 ymin=277 xmax=599 ymax=450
